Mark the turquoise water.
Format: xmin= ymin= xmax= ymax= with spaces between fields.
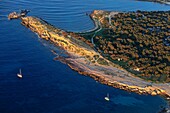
xmin=0 ymin=0 xmax=169 ymax=113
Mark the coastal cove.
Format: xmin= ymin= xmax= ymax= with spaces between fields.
xmin=0 ymin=0 xmax=170 ymax=113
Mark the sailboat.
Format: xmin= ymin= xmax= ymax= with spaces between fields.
xmin=17 ymin=69 xmax=22 ymax=78
xmin=104 ymin=93 xmax=110 ymax=101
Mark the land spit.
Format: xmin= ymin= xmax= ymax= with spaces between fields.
xmin=9 ymin=10 xmax=170 ymax=111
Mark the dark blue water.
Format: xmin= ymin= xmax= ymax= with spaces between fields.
xmin=0 ymin=0 xmax=169 ymax=113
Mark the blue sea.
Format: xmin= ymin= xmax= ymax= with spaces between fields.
xmin=0 ymin=0 xmax=169 ymax=113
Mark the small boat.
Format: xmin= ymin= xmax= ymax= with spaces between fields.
xmin=17 ymin=69 xmax=22 ymax=78
xmin=104 ymin=93 xmax=110 ymax=101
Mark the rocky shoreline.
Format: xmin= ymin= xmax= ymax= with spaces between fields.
xmin=57 ymin=56 xmax=169 ymax=96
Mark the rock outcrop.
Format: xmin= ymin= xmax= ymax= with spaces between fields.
xmin=8 ymin=9 xmax=30 ymax=20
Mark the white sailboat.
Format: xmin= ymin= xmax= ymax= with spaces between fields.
xmin=17 ymin=69 xmax=22 ymax=78
xmin=104 ymin=93 xmax=110 ymax=101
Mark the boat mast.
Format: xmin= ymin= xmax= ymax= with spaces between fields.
xmin=20 ymin=69 xmax=21 ymax=75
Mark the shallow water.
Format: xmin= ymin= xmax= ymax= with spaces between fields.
xmin=0 ymin=0 xmax=169 ymax=113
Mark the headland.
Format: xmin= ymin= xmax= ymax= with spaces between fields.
xmin=9 ymin=10 xmax=170 ymax=112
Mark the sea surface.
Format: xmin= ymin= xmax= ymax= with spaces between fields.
xmin=0 ymin=0 xmax=170 ymax=113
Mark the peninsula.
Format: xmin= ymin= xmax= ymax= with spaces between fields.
xmin=9 ymin=10 xmax=170 ymax=111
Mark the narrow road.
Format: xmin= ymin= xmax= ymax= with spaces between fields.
xmin=108 ymin=12 xmax=119 ymax=28
xmin=76 ymin=18 xmax=100 ymax=35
